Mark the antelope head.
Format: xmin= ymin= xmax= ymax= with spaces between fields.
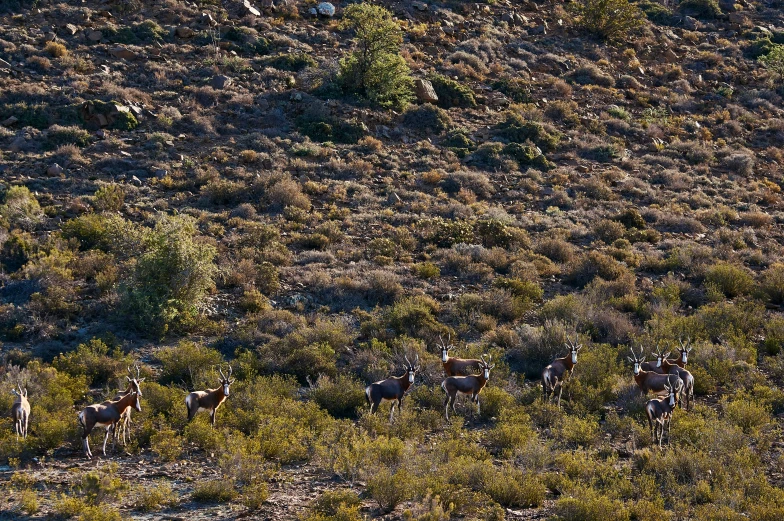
xmin=125 ymin=367 xmax=143 ymax=412
xmin=404 ymin=355 xmax=420 ymax=383
xmin=628 ymin=346 xmax=645 ymax=375
xmin=218 ymin=365 xmax=235 ymax=396
xmin=664 ymin=381 xmax=676 ymax=408
xmin=566 ymin=334 xmax=582 ymax=364
xmin=678 ymin=336 xmax=692 ymax=364
xmin=480 ymin=354 xmax=496 ymax=380
xmin=437 ymin=335 xmax=454 ymax=363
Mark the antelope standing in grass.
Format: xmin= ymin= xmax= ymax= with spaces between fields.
xmin=442 ymin=355 xmax=494 ymax=420
xmin=11 ymin=383 xmax=30 ymax=440
xmin=640 ymin=342 xmax=668 ymax=373
xmin=645 ymin=381 xmax=678 ymax=448
xmin=639 ymin=344 xmax=695 ymax=410
xmin=365 ymin=355 xmax=420 ymax=422
xmin=674 ymin=336 xmax=693 ymax=368
xmin=628 ymin=347 xmax=684 ymax=398
xmin=438 ymin=336 xmax=482 ymax=377
xmin=542 ymin=335 xmax=582 ymax=407
xmin=112 ymin=366 xmax=145 ymax=446
xmin=185 ymin=365 xmax=235 ymax=427
xmin=77 ymin=376 xmax=142 ymax=459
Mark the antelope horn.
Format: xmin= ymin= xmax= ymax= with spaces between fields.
xmin=228 ymin=365 xmax=232 ymax=377
xmin=135 ymin=364 xmax=142 ymax=379
xmin=219 ymin=366 xmax=226 ymax=380
xmin=404 ymin=355 xmax=411 ymax=367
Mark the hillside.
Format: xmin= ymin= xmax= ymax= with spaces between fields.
xmin=2 ymin=0 xmax=784 ymax=519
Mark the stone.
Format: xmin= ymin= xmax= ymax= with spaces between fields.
xmin=501 ymin=12 xmax=514 ymax=24
xmin=1 ymin=116 xmax=19 ymax=126
xmin=684 ymin=16 xmax=700 ymax=31
xmin=718 ymin=0 xmax=737 ymax=11
xmin=46 ymin=163 xmax=64 ymax=176
xmin=728 ymin=12 xmax=751 ymax=27
xmin=87 ymin=30 xmax=103 ymax=41
xmin=175 ymin=26 xmax=194 ymax=38
xmin=9 ymin=136 xmax=26 ymax=152
xmin=412 ymin=1 xmax=428 ymax=11
xmin=154 ymin=169 xmax=168 ymax=179
xmin=109 ymin=47 xmax=138 ymax=60
xmin=211 ymin=75 xmax=232 ymax=89
xmin=243 ymin=0 xmax=260 ymax=16
xmin=414 ymin=79 xmax=438 ymax=103
xmin=309 ymin=7 xmax=317 ymax=16
xmin=200 ymin=12 xmax=217 ymax=26
xmin=663 ymin=49 xmax=678 ymax=63
xmin=96 ymin=129 xmax=107 ymax=139
xmin=64 ymin=23 xmax=78 ymax=36
xmin=317 ymin=2 xmax=335 ymax=17
xmin=529 ymin=23 xmax=547 ymax=35
xmin=130 ymin=175 xmax=143 ymax=186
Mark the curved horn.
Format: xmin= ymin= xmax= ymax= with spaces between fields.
xmin=404 ymin=355 xmax=411 ymax=367
xmin=219 ymin=366 xmax=226 ymax=380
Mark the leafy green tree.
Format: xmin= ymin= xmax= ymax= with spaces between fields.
xmin=120 ymin=214 xmax=217 ymax=336
xmin=573 ymin=0 xmax=644 ymax=41
xmin=338 ymin=3 xmax=413 ymax=109
xmin=760 ymin=44 xmax=784 ymax=80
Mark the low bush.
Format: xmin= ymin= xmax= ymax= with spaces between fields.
xmin=192 ymin=479 xmax=238 ymax=503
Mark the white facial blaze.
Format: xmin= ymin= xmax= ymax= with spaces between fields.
xmin=634 ymin=363 xmax=640 ymax=374
xmin=442 ymin=351 xmax=448 ymax=362
xmin=682 ymin=352 xmax=688 ymax=363
xmin=224 ymin=384 xmax=230 ymax=396
xmin=656 ymin=357 xmax=662 ymax=367
xmin=408 ymin=372 xmax=414 ymax=383
xmin=484 ymin=368 xmax=489 ymax=379
xmin=669 ymin=391 xmax=675 ymax=407
xmin=571 ymin=351 xmax=578 ymax=364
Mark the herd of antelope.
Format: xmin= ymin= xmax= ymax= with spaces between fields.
xmin=8 ymin=335 xmax=697 ymax=458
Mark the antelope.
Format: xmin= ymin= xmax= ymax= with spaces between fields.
xmin=640 ymin=342 xmax=668 ymax=373
xmin=365 ymin=355 xmax=420 ymax=422
xmin=542 ymin=335 xmax=582 ymax=407
xmin=112 ymin=366 xmax=145 ymax=446
xmin=628 ymin=347 xmax=684 ymax=398
xmin=674 ymin=336 xmax=693 ymax=368
xmin=77 ymin=376 xmax=142 ymax=459
xmin=11 ymin=383 xmax=30 ymax=440
xmin=641 ymin=344 xmax=695 ymax=411
xmin=438 ymin=336 xmax=482 ymax=377
xmin=442 ymin=354 xmax=494 ymax=420
xmin=185 ymin=365 xmax=235 ymax=426
xmin=645 ymin=381 xmax=678 ymax=448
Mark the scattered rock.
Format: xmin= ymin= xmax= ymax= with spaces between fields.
xmin=9 ymin=136 xmax=26 ymax=152
xmin=211 ymin=75 xmax=232 ymax=89
xmin=130 ymin=175 xmax=143 ymax=186
xmin=200 ymin=12 xmax=217 ymax=26
xmin=662 ymin=48 xmax=678 ymax=63
xmin=175 ymin=26 xmax=194 ymax=38
xmin=718 ymin=0 xmax=737 ymax=12
xmin=80 ymin=101 xmax=137 ymax=130
xmin=109 ymin=47 xmax=139 ymax=60
xmin=317 ymin=2 xmax=335 ymax=17
xmin=529 ymin=23 xmax=547 ymax=35
xmin=154 ymin=169 xmax=168 ymax=179
xmin=47 ymin=163 xmax=64 ymax=176
xmin=684 ymin=16 xmax=700 ymax=31
xmin=243 ymin=0 xmax=261 ymax=16
xmin=96 ymin=129 xmax=108 ymax=139
xmin=87 ymin=30 xmax=103 ymax=42
xmin=63 ymin=23 xmax=79 ymax=36
xmin=2 ymin=116 xmax=19 ymax=126
xmin=412 ymin=1 xmax=428 ymax=11
xmin=414 ymin=79 xmax=438 ymax=103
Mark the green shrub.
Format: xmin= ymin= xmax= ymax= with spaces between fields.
xmin=403 ymin=104 xmax=452 ymax=134
xmin=761 ymin=263 xmax=784 ymax=304
xmin=1 ymin=186 xmax=43 ymax=231
xmin=0 ymin=229 xmax=36 ymax=272
xmin=150 ymin=428 xmax=183 ymax=462
xmin=311 ymin=489 xmax=363 ymax=517
xmin=93 ymin=184 xmax=125 ymax=213
xmin=704 ymin=262 xmax=755 ymax=298
xmin=338 ymin=3 xmax=413 ymax=109
xmin=192 ymin=479 xmax=238 ymax=503
xmin=266 ymin=52 xmax=316 ymax=71
xmin=133 ymin=480 xmax=178 ymax=511
xmin=565 ymin=251 xmax=629 ymax=287
xmin=485 ymin=467 xmax=546 ymax=508
xmin=474 ymin=219 xmax=515 ymax=248
xmin=45 ymin=124 xmax=91 ymax=149
xmin=428 ymin=74 xmax=476 ymax=108
xmin=241 ymin=481 xmax=269 ymax=510
xmin=52 ymin=338 xmax=132 ymax=387
xmin=679 ymin=0 xmax=722 ymax=19
xmin=760 ymin=44 xmax=784 ymax=79
xmin=413 ymin=262 xmax=441 ymax=279
xmin=497 ymin=113 xmax=560 ymax=152
xmin=308 ymin=374 xmax=367 ymax=418
xmin=573 ymin=0 xmax=644 ymax=41
xmin=367 ymin=467 xmax=412 ymax=512
xmin=120 ymin=214 xmax=217 ymax=336
xmin=157 ymin=341 xmax=223 ymax=387
xmin=555 ymin=492 xmax=630 ymax=521
xmin=503 ymin=142 xmax=554 ymax=170
xmin=723 ymin=398 xmax=771 ymax=435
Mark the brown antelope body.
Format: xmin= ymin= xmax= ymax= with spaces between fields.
xmin=542 ymin=335 xmax=582 ymax=407
xmin=629 ymin=348 xmax=684 ymax=397
xmin=185 ymin=366 xmax=235 ymax=426
xmin=112 ymin=366 xmax=145 ymax=446
xmin=365 ymin=355 xmax=419 ymax=421
xmin=438 ymin=337 xmax=482 ymax=377
xmin=11 ymin=384 xmax=30 ymax=440
xmin=442 ymin=355 xmax=494 ymax=419
xmin=645 ymin=381 xmax=678 ymax=448
xmin=78 ymin=377 xmax=142 ymax=459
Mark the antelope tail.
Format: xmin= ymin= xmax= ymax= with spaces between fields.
xmin=441 ymin=380 xmax=447 ymax=393
xmin=364 ymin=386 xmax=371 ymax=405
xmin=77 ymin=411 xmax=85 ymax=430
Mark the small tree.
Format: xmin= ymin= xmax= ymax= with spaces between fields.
xmin=338 ymin=3 xmax=413 ymax=109
xmin=573 ymin=0 xmax=644 ymax=41
xmin=760 ymin=44 xmax=784 ymax=80
xmin=121 ymin=214 xmax=217 ymax=336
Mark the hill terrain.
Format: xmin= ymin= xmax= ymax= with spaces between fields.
xmin=2 ymin=0 xmax=784 ymax=519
